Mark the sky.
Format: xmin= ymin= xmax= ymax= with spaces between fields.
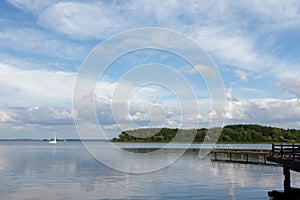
xmin=0 ymin=0 xmax=300 ymax=139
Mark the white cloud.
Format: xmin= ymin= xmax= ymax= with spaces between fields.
xmin=0 ymin=110 xmax=14 ymax=123
xmin=193 ymin=27 xmax=259 ymax=68
xmin=10 ymin=107 xmax=74 ymax=125
xmin=2 ymin=92 xmax=300 ymax=138
xmin=225 ymin=97 xmax=300 ymax=128
xmin=225 ymin=100 xmax=245 ymax=121
xmin=226 ymin=88 xmax=238 ymax=102
xmin=277 ymin=78 xmax=300 ymax=99
xmin=1 ymin=63 xmax=294 ymax=135
xmin=186 ymin=64 xmax=218 ymax=79
xmin=7 ymin=0 xmax=55 ymax=12
xmin=94 ymin=80 xmax=185 ymax=130
xmin=0 ymin=63 xmax=76 ymax=107
xmin=192 ymin=26 xmax=300 ymax=81
xmin=38 ymin=2 xmax=130 ymax=39
xmin=234 ymin=69 xmax=248 ymax=82
xmin=239 ymin=0 xmax=300 ymax=30
xmin=0 ymin=27 xmax=88 ymax=61
xmin=6 ymin=0 xmax=300 ymax=79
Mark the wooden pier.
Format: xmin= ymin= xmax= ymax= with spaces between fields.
xmin=267 ymin=143 xmax=300 ymax=199
xmin=210 ymin=149 xmax=272 ymax=165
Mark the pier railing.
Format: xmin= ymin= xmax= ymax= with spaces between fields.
xmin=269 ymin=143 xmax=300 ymax=161
xmin=210 ymin=149 xmax=270 ymax=165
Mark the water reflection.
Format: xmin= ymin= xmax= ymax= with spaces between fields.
xmin=0 ymin=141 xmax=299 ymax=199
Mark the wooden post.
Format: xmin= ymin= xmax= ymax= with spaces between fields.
xmin=246 ymin=154 xmax=248 ymax=163
xmin=283 ymin=167 xmax=291 ymax=192
xmin=292 ymin=143 xmax=295 ymax=160
xmin=229 ymin=152 xmax=232 ymax=161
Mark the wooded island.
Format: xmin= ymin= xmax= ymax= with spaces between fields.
xmin=112 ymin=124 xmax=300 ymax=143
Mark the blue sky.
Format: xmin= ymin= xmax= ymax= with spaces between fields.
xmin=0 ymin=0 xmax=300 ymax=139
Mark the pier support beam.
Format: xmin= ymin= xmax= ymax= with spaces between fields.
xmin=283 ymin=167 xmax=291 ymax=192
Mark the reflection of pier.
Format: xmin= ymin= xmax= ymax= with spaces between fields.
xmin=267 ymin=143 xmax=300 ymax=199
xmin=210 ymin=149 xmax=274 ymax=165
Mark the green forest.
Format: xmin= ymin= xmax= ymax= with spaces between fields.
xmin=111 ymin=124 xmax=300 ymax=143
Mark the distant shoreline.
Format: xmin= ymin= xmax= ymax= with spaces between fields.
xmin=0 ymin=139 xmax=110 ymax=142
xmin=111 ymin=124 xmax=300 ymax=143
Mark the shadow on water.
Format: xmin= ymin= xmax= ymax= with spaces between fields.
xmin=268 ymin=188 xmax=300 ymax=200
xmin=267 ymin=168 xmax=300 ymax=200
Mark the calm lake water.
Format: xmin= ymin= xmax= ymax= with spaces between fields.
xmin=0 ymin=141 xmax=299 ymax=200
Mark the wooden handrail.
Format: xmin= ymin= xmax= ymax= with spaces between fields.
xmin=269 ymin=143 xmax=300 ymax=160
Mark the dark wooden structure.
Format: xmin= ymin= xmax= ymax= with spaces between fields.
xmin=267 ymin=143 xmax=300 ymax=199
xmin=210 ymin=149 xmax=272 ymax=165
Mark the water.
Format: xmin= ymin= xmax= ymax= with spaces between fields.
xmin=0 ymin=141 xmax=299 ymax=200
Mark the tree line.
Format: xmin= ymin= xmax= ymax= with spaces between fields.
xmin=111 ymin=124 xmax=300 ymax=143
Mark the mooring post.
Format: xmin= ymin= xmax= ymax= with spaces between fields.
xmin=283 ymin=167 xmax=291 ymax=192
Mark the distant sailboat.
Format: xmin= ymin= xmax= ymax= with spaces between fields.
xmin=49 ymin=131 xmax=57 ymax=144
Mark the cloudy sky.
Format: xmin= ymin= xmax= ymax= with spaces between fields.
xmin=0 ymin=0 xmax=300 ymax=139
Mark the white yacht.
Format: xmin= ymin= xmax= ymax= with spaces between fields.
xmin=49 ymin=131 xmax=57 ymax=144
